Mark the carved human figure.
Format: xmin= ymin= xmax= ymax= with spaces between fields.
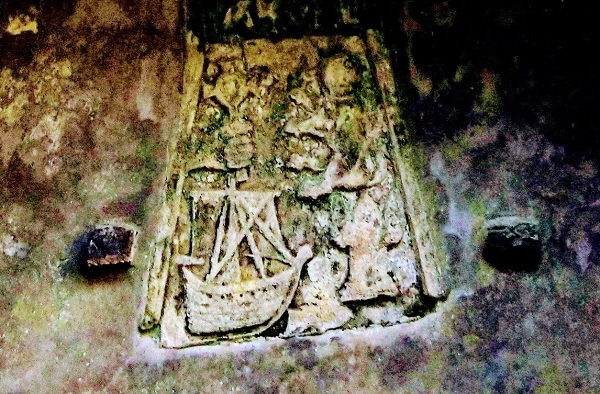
xmin=335 ymin=183 xmax=419 ymax=302
xmin=280 ymin=55 xmax=390 ymax=198
xmin=190 ymin=57 xmax=261 ymax=171
xmin=285 ymin=248 xmax=353 ymax=335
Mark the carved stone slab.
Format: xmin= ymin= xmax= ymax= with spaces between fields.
xmin=141 ymin=32 xmax=445 ymax=347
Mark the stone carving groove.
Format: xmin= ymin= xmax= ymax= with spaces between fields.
xmin=141 ymin=32 xmax=446 ymax=347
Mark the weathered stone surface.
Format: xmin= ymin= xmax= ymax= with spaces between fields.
xmin=1 ymin=234 xmax=30 ymax=259
xmin=323 ymin=55 xmax=360 ymax=96
xmin=141 ymin=33 xmax=446 ymax=348
xmin=191 ymin=0 xmax=369 ymax=42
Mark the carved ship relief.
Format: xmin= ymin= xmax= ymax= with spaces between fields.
xmin=178 ymin=185 xmax=312 ymax=337
xmin=141 ymin=31 xmax=447 ymax=348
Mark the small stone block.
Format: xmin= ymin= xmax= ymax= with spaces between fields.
xmin=86 ymin=226 xmax=137 ymax=267
xmin=483 ymin=216 xmax=541 ymax=272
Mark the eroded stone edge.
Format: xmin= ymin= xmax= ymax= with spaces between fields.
xmin=140 ymin=32 xmax=205 ymax=330
xmin=365 ymin=29 xmax=447 ymax=298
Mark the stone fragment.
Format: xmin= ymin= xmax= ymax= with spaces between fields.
xmin=286 ymin=136 xmax=331 ymax=172
xmin=355 ymin=302 xmax=414 ymax=327
xmin=243 ymin=38 xmax=319 ymax=80
xmin=337 ymin=191 xmax=400 ymax=301
xmin=563 ymin=207 xmax=600 ymax=274
xmin=342 ymin=36 xmax=367 ymax=55
xmin=222 ymin=119 xmax=254 ymax=169
xmin=285 ymin=301 xmax=353 ymax=336
xmin=86 ymin=225 xmax=137 ymax=267
xmin=205 ymin=43 xmax=243 ymax=62
xmin=1 ymin=234 xmax=30 ymax=259
xmin=482 ymin=216 xmax=541 ymax=272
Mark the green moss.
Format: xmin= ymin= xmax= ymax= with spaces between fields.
xmin=195 ymin=106 xmax=229 ymax=137
xmin=467 ymin=194 xmax=487 ymax=217
xmin=90 ymin=97 xmax=102 ymax=116
xmin=136 ymin=136 xmax=155 ymax=164
xmin=335 ymin=107 xmax=363 ymax=167
xmin=192 ymin=211 xmax=206 ymax=241
xmin=476 ymin=260 xmax=496 ymax=287
xmin=182 ymin=131 xmax=226 ymax=163
xmin=441 ymin=133 xmax=474 ymax=162
xmin=25 ymin=191 xmax=42 ymax=209
xmin=341 ymin=136 xmax=360 ymax=168
xmin=287 ymin=67 xmax=304 ymax=90
xmin=255 ymin=157 xmax=283 ymax=179
xmin=536 ymin=364 xmax=574 ymax=394
xmin=418 ymin=350 xmax=445 ymax=392
xmin=458 ymin=133 xmax=473 ymax=151
xmin=509 ymin=174 xmax=524 ymax=191
xmin=296 ymin=171 xmax=326 ymax=194
xmin=442 ymin=141 xmax=463 ymax=162
xmin=346 ymin=53 xmax=381 ymax=111
xmin=477 ymin=73 xmax=501 ymax=116
xmin=135 ymin=137 xmax=161 ymax=191
xmin=217 ymin=132 xmax=232 ymax=146
xmin=462 ymin=333 xmax=481 ymax=350
xmin=165 ymin=174 xmax=179 ymax=201
xmin=328 ymin=191 xmax=354 ymax=215
xmin=180 ymin=136 xmax=201 ymax=156
xmin=146 ymin=324 xmax=161 ymax=339
xmin=269 ymin=98 xmax=289 ymax=123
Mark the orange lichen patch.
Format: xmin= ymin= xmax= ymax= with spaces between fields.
xmin=478 ymin=68 xmax=500 ymax=114
xmin=243 ymin=38 xmax=320 ymax=81
xmin=0 ymin=69 xmax=29 ymax=128
xmin=403 ymin=18 xmax=421 ymax=32
xmin=481 ymin=68 xmax=495 ymax=91
xmin=136 ymin=55 xmax=161 ymax=122
xmin=256 ymin=0 xmax=277 ymax=21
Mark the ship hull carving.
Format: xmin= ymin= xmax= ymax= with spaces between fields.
xmin=183 ymin=264 xmax=299 ymax=335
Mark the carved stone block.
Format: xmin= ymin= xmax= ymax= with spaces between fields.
xmin=141 ymin=32 xmax=446 ymax=347
xmin=483 ymin=216 xmax=541 ymax=272
xmin=87 ymin=225 xmax=137 ymax=267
